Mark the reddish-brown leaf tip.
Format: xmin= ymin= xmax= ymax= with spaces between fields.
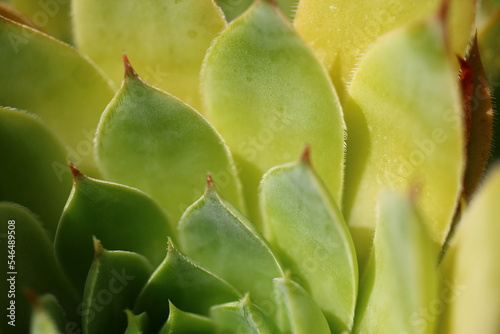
xmin=206 ymin=173 xmax=215 ymax=190
xmin=122 ymin=53 xmax=138 ymax=79
xmin=301 ymin=144 xmax=311 ymax=165
xmin=437 ymin=0 xmax=451 ymax=49
xmin=24 ymin=288 xmax=39 ymax=308
xmin=92 ymin=236 xmax=104 ymax=259
xmin=69 ymin=162 xmax=84 ymax=180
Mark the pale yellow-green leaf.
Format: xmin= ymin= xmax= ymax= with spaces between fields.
xmin=202 ymin=0 xmax=345 ymax=223
xmin=73 ymin=0 xmax=226 ymax=112
xmin=343 ymin=18 xmax=464 ymax=264
xmin=439 ymin=166 xmax=500 ymax=334
xmin=0 ymin=16 xmax=114 ymax=175
xmin=294 ymin=0 xmax=475 ymax=99
xmin=273 ymin=277 xmax=331 ymax=334
xmin=210 ymin=295 xmax=279 ymax=334
xmin=0 ymin=107 xmax=71 ymax=239
xmin=9 ymin=0 xmax=72 ymax=43
xmin=95 ymin=61 xmax=244 ymax=224
xmin=260 ymin=156 xmax=357 ymax=332
xmin=353 ymin=192 xmax=439 ymax=334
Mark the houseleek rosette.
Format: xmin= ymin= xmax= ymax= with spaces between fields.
xmin=0 ymin=0 xmax=499 ymax=333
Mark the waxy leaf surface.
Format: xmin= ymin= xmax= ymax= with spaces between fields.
xmin=294 ymin=0 xmax=476 ymax=98
xmin=0 ymin=203 xmax=78 ymax=334
xmin=440 ymin=166 xmax=500 ymax=334
xmin=273 ymin=277 xmax=330 ymax=334
xmin=343 ymin=19 xmax=464 ymax=264
xmin=210 ymin=295 xmax=280 ymax=334
xmin=260 ymin=158 xmax=357 ymax=332
xmin=353 ymin=192 xmax=439 ymax=334
xmin=0 ymin=16 xmax=114 ymax=175
xmin=96 ymin=63 xmax=244 ymax=224
xmin=460 ymin=36 xmax=494 ymax=199
xmin=0 ymin=107 xmax=71 ymax=239
xmin=202 ymin=0 xmax=345 ymax=223
xmin=82 ymin=242 xmax=152 ymax=334
xmin=178 ymin=182 xmax=283 ymax=314
xmin=73 ymin=0 xmax=226 ymax=112
xmin=54 ymin=170 xmax=172 ymax=294
xmin=159 ymin=301 xmax=215 ymax=334
xmin=135 ymin=239 xmax=240 ymax=332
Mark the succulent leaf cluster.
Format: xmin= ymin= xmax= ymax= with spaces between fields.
xmin=0 ymin=0 xmax=499 ymax=333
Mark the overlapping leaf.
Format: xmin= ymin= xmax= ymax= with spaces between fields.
xmin=0 ymin=203 xmax=78 ymax=334
xmin=73 ymin=0 xmax=226 ymax=112
xmin=353 ymin=192 xmax=439 ymax=334
xmin=54 ymin=167 xmax=172 ymax=293
xmin=0 ymin=16 xmax=114 ymax=175
xmin=95 ymin=58 xmax=244 ymax=224
xmin=294 ymin=0 xmax=476 ymax=98
xmin=260 ymin=153 xmax=357 ymax=332
xmin=343 ymin=17 xmax=464 ymax=264
xmin=439 ymin=166 xmax=500 ymax=334
xmin=178 ymin=178 xmax=283 ymax=314
xmin=273 ymin=277 xmax=330 ymax=334
xmin=210 ymin=295 xmax=279 ymax=334
xmin=202 ymin=0 xmax=345 ymax=224
xmin=160 ymin=301 xmax=215 ymax=334
xmin=135 ymin=239 xmax=240 ymax=333
xmin=82 ymin=240 xmax=152 ymax=334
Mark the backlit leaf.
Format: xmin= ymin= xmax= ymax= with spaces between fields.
xmin=260 ymin=152 xmax=357 ymax=332
xmin=202 ymin=0 xmax=345 ymax=223
xmin=343 ymin=17 xmax=464 ymax=264
xmin=96 ymin=57 xmax=244 ymax=224
xmin=54 ymin=166 xmax=172 ymax=294
xmin=73 ymin=0 xmax=226 ymax=112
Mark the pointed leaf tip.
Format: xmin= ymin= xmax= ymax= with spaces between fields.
xmin=69 ymin=162 xmax=84 ymax=180
xmin=122 ymin=53 xmax=138 ymax=79
xmin=206 ymin=174 xmax=215 ymax=190
xmin=301 ymin=144 xmax=311 ymax=165
xmin=92 ymin=236 xmax=104 ymax=259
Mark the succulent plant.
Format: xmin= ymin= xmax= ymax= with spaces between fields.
xmin=1 ymin=0 xmax=499 ymax=333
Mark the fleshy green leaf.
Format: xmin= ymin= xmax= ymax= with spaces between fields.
xmin=343 ymin=17 xmax=464 ymax=265
xmin=135 ymin=239 xmax=240 ymax=333
xmin=273 ymin=277 xmax=330 ymax=334
xmin=202 ymin=0 xmax=345 ymax=224
xmin=294 ymin=0 xmax=476 ymax=99
xmin=73 ymin=0 xmax=226 ymax=112
xmin=0 ymin=16 xmax=114 ymax=175
xmin=124 ymin=311 xmax=149 ymax=334
xmin=9 ymin=0 xmax=72 ymax=43
xmin=439 ymin=166 xmax=500 ymax=334
xmin=159 ymin=301 xmax=215 ymax=334
xmin=0 ymin=203 xmax=79 ymax=334
xmin=54 ymin=166 xmax=172 ymax=294
xmin=260 ymin=152 xmax=357 ymax=332
xmin=29 ymin=293 xmax=66 ymax=334
xmin=178 ymin=178 xmax=283 ymax=314
xmin=30 ymin=303 xmax=61 ymax=334
xmin=82 ymin=239 xmax=152 ymax=334
xmin=353 ymin=192 xmax=439 ymax=334
xmin=210 ymin=295 xmax=280 ymax=334
xmin=216 ymin=0 xmax=299 ymax=21
xmin=460 ymin=35 xmax=494 ymax=199
xmin=0 ymin=107 xmax=71 ymax=239
xmin=96 ymin=58 xmax=244 ymax=224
